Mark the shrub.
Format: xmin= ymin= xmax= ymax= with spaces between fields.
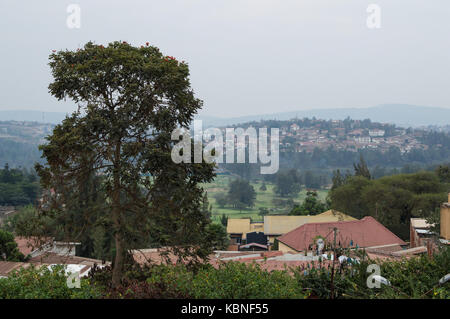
xmin=189 ymin=262 xmax=306 ymax=299
xmin=0 ymin=265 xmax=102 ymax=299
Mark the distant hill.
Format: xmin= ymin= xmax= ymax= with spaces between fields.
xmin=0 ymin=110 xmax=68 ymax=124
xmin=0 ymin=104 xmax=449 ymax=128
xmin=196 ymin=104 xmax=450 ymax=128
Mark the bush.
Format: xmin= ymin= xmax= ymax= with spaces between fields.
xmin=189 ymin=262 xmax=307 ymax=299
xmin=0 ymin=265 xmax=102 ymax=299
xmin=292 ymin=247 xmax=450 ymax=299
xmin=89 ymin=262 xmax=307 ymax=299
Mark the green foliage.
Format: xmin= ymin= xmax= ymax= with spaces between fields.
xmin=329 ymin=171 xmax=447 ymax=239
xmin=353 ymin=154 xmax=371 ymax=179
xmin=2 ymin=248 xmax=449 ymax=299
xmin=0 ymin=265 xmax=102 ymax=299
xmin=0 ymin=229 xmax=25 ymax=261
xmin=436 ymin=164 xmax=450 ymax=184
xmin=274 ymin=169 xmax=301 ymax=197
xmin=227 ymin=179 xmax=256 ymax=209
xmin=0 ymin=164 xmax=39 ymax=206
xmin=258 ymin=207 xmax=269 ymax=216
xmin=293 ymin=247 xmax=450 ymax=299
xmin=214 ymin=193 xmax=228 ymax=208
xmin=36 ymin=41 xmax=216 ymax=286
xmin=289 ymin=191 xmax=328 ymax=216
xmin=204 ymin=223 xmax=229 ymax=250
xmin=220 ymin=213 xmax=228 ymax=227
xmin=142 ymin=262 xmax=306 ymax=299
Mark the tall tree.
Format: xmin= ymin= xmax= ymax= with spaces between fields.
xmin=227 ymin=179 xmax=256 ymax=209
xmin=35 ymin=41 xmax=215 ymax=286
xmin=353 ymin=154 xmax=371 ymax=179
xmin=274 ymin=169 xmax=301 ymax=197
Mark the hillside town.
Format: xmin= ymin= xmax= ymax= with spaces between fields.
xmin=279 ymin=121 xmax=428 ymax=154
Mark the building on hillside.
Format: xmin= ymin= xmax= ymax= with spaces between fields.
xmin=263 ymin=210 xmax=356 ymax=244
xmin=369 ymin=129 xmax=385 ymax=137
xmin=276 ymin=216 xmax=406 ymax=253
xmin=441 ymin=193 xmax=450 ymax=241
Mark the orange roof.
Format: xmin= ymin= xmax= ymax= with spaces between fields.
xmin=277 ymin=216 xmax=406 ymax=252
xmin=14 ymin=237 xmax=52 ymax=256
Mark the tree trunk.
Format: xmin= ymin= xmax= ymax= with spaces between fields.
xmin=112 ymin=230 xmax=124 ymax=287
xmin=111 ymin=140 xmax=124 ymax=288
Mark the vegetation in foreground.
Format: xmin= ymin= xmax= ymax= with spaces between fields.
xmin=1 ymin=247 xmax=448 ymax=299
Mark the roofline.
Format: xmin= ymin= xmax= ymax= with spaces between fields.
xmin=277 ymin=215 xmax=407 ymax=246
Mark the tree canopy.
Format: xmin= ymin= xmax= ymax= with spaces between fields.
xmin=35 ymin=41 xmax=215 ymax=286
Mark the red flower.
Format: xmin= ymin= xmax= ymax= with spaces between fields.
xmin=52 ymin=50 xmax=56 ymax=53
xmin=146 ymin=42 xmax=149 ymax=46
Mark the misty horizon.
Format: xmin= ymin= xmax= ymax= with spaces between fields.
xmin=1 ymin=1 xmax=450 ymax=118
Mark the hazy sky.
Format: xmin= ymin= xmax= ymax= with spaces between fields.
xmin=1 ymin=0 xmax=449 ymax=117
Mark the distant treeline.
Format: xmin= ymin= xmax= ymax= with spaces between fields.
xmin=0 ymin=163 xmax=40 ymax=206
xmin=0 ymin=139 xmax=44 ymax=169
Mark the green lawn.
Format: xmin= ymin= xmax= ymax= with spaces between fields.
xmin=202 ymin=175 xmax=328 ymax=223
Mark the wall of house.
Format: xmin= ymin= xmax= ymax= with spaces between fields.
xmin=50 ymin=244 xmax=77 ymax=256
xmin=278 ymin=241 xmax=299 ymax=253
xmin=267 ymin=235 xmax=278 ymax=244
xmin=441 ymin=194 xmax=450 ymax=240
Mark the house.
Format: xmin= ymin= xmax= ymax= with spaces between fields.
xmin=0 ymin=253 xmax=109 ymax=278
xmin=226 ymin=219 xmax=264 ymax=245
xmin=276 ymin=216 xmax=406 ymax=253
xmin=410 ymin=218 xmax=434 ymax=248
xmin=226 ymin=211 xmax=356 ymax=247
xmin=263 ymin=210 xmax=356 ymax=244
xmin=246 ymin=231 xmax=268 ymax=246
xmin=441 ymin=193 xmax=450 ymax=240
xmin=238 ymin=243 xmax=268 ymax=251
xmin=15 ymin=237 xmax=81 ymax=258
xmin=410 ymin=194 xmax=450 ymax=246
xmin=369 ymin=129 xmax=385 ymax=137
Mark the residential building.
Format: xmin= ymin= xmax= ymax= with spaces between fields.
xmin=441 ymin=193 xmax=450 ymax=240
xmin=263 ymin=210 xmax=356 ymax=244
xmin=276 ymin=216 xmax=406 ymax=253
xmin=410 ymin=218 xmax=434 ymax=248
xmin=226 ymin=219 xmax=264 ymax=245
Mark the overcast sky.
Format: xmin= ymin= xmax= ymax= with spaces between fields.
xmin=0 ymin=0 xmax=449 ymax=117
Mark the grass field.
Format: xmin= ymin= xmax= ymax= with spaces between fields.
xmin=202 ymin=175 xmax=328 ymax=223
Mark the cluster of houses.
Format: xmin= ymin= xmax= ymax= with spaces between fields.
xmin=215 ymin=194 xmax=450 ymax=268
xmin=279 ymin=122 xmax=428 ymax=154
xmin=0 ymin=237 xmax=109 ymax=278
xmin=1 ymin=195 xmax=449 ymax=279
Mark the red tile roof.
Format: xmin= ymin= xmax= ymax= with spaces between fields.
xmin=14 ymin=237 xmax=52 ymax=256
xmin=277 ymin=216 xmax=406 ymax=252
xmin=29 ymin=252 xmax=107 ymax=266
